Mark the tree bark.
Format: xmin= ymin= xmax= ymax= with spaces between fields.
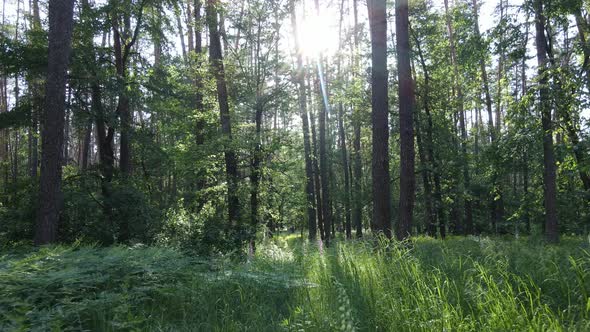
xmin=367 ymin=0 xmax=391 ymax=238
xmin=308 ymin=77 xmax=325 ymax=240
xmin=396 ymin=0 xmax=415 ymax=240
xmin=534 ymin=0 xmax=558 ymax=243
xmin=35 ymin=0 xmax=75 ymax=245
xmin=111 ymin=2 xmax=144 ymax=176
xmin=207 ymin=0 xmax=241 ymax=230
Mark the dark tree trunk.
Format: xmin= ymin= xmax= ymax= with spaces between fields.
xmin=35 ymin=0 xmax=75 ymax=245
xmin=112 ymin=25 xmax=131 ymax=176
xmin=93 ymin=83 xmax=115 ymax=183
xmin=111 ymin=2 xmax=145 ymax=177
xmin=250 ymin=103 xmax=262 ymax=249
xmin=207 ymin=0 xmax=241 ymax=230
xmin=81 ymin=119 xmax=92 ymax=171
xmin=534 ymin=0 xmax=558 ymax=243
xmin=396 ymin=0 xmax=415 ymax=241
xmin=368 ymin=0 xmax=391 ymax=238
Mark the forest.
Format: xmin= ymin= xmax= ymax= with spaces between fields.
xmin=1 ymin=0 xmax=590 ymax=330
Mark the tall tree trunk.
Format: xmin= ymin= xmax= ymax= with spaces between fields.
xmin=81 ymin=119 xmax=92 ymax=171
xmin=250 ymin=102 xmax=262 ymax=249
xmin=35 ymin=0 xmax=75 ymax=245
xmin=207 ymin=0 xmax=241 ymax=230
xmin=444 ymin=0 xmax=472 ymax=234
xmin=396 ymin=0 xmax=415 ymax=240
xmin=308 ymin=77 xmax=325 ymax=240
xmin=367 ymin=0 xmax=391 ymax=238
xmin=292 ymin=5 xmax=317 ymax=240
xmin=314 ymin=0 xmax=332 ymax=246
xmin=534 ymin=0 xmax=558 ymax=243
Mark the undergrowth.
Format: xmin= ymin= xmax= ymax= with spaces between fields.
xmin=1 ymin=235 xmax=589 ymax=331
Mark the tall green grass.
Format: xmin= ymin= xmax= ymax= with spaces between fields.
xmin=1 ymin=236 xmax=589 ymax=331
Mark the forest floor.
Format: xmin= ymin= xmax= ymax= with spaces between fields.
xmin=1 ymin=234 xmax=590 ymax=331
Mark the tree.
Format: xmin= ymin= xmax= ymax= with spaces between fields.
xmin=395 ymin=0 xmax=415 ymax=240
xmin=206 ymin=0 xmax=241 ymax=232
xmin=35 ymin=0 xmax=75 ymax=245
xmin=291 ymin=2 xmax=317 ymax=241
xmin=444 ymin=0 xmax=473 ymax=234
xmin=367 ymin=0 xmax=391 ymax=238
xmin=533 ymin=0 xmax=558 ymax=243
xmin=351 ymin=0 xmax=363 ymax=238
xmin=111 ymin=0 xmax=147 ymax=176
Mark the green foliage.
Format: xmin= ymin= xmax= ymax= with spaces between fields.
xmin=2 ymin=236 xmax=590 ymax=331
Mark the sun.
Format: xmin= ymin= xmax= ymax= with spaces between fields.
xmin=295 ymin=5 xmax=341 ymax=59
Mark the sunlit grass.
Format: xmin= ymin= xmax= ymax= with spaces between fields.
xmin=1 ymin=235 xmax=589 ymax=331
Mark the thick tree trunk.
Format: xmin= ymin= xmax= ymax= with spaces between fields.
xmin=207 ymin=0 xmax=241 ymax=230
xmin=368 ymin=0 xmax=391 ymax=238
xmin=35 ymin=0 xmax=75 ymax=245
xmin=534 ymin=0 xmax=558 ymax=243
xmin=396 ymin=0 xmax=415 ymax=240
